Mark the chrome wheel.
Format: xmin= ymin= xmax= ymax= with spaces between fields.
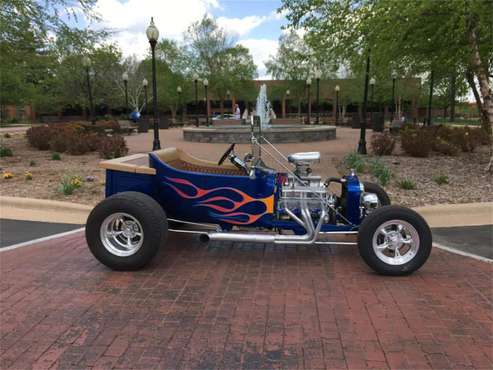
xmin=100 ymin=212 xmax=144 ymax=257
xmin=372 ymin=219 xmax=419 ymax=266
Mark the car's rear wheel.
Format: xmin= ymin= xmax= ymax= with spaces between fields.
xmin=86 ymin=191 xmax=167 ymax=270
xmin=363 ymin=181 xmax=391 ymax=206
xmin=357 ymin=205 xmax=432 ymax=275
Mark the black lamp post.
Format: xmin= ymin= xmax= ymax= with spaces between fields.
xmin=177 ymin=85 xmax=182 ymax=123
xmin=122 ymin=72 xmax=129 ymax=116
xmin=146 ymin=17 xmax=161 ymax=150
xmin=314 ymin=68 xmax=322 ymax=124
xmin=427 ymin=70 xmax=434 ymax=126
xmin=286 ymin=89 xmax=290 ymax=116
xmin=192 ymin=73 xmax=199 ymax=126
xmin=82 ymin=56 xmax=95 ymax=125
xmin=203 ymin=78 xmax=209 ymax=125
xmin=369 ymin=77 xmax=375 ymax=126
xmin=358 ymin=53 xmax=370 ymax=155
xmin=142 ymin=78 xmax=148 ymax=118
xmin=335 ymin=85 xmax=340 ymax=125
xmin=306 ymin=77 xmax=312 ymax=124
xmin=391 ymin=71 xmax=397 ymax=122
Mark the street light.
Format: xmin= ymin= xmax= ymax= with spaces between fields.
xmin=146 ymin=17 xmax=161 ymax=150
xmin=203 ymin=78 xmax=209 ymax=125
xmin=391 ymin=71 xmax=398 ymax=122
xmin=177 ymin=85 xmax=182 ymax=123
xmin=142 ymin=78 xmax=148 ymax=119
xmin=122 ymin=72 xmax=129 ymax=116
xmin=358 ymin=52 xmax=371 ymax=155
xmin=335 ymin=85 xmax=340 ymax=125
xmin=369 ymin=77 xmax=376 ymax=102
xmin=192 ymin=73 xmax=199 ymax=126
xmin=286 ymin=89 xmax=290 ymax=116
xmin=314 ymin=68 xmax=322 ymax=124
xmin=306 ymin=77 xmax=312 ymax=124
xmin=82 ymin=56 xmax=95 ymax=125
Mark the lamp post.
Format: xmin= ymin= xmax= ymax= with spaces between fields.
xmin=192 ymin=73 xmax=199 ymax=126
xmin=358 ymin=52 xmax=370 ymax=155
xmin=122 ymin=72 xmax=129 ymax=116
xmin=427 ymin=70 xmax=434 ymax=126
xmin=146 ymin=17 xmax=161 ymax=150
xmin=306 ymin=77 xmax=312 ymax=124
xmin=142 ymin=79 xmax=148 ymax=118
xmin=335 ymin=85 xmax=340 ymax=125
xmin=82 ymin=56 xmax=95 ymax=125
xmin=369 ymin=77 xmax=376 ymax=128
xmin=203 ymin=78 xmax=209 ymax=126
xmin=314 ymin=68 xmax=322 ymax=124
xmin=286 ymin=89 xmax=290 ymax=116
xmin=177 ymin=86 xmax=182 ymax=123
xmin=391 ymin=71 xmax=397 ymax=122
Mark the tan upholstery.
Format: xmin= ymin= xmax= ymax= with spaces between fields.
xmin=153 ymin=148 xmax=244 ymax=176
xmin=99 ymin=147 xmax=244 ymax=176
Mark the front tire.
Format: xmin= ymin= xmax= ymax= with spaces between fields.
xmin=86 ymin=192 xmax=168 ymax=270
xmin=358 ymin=205 xmax=432 ymax=276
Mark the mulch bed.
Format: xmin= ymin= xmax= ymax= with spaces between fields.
xmin=335 ymin=146 xmax=493 ymax=207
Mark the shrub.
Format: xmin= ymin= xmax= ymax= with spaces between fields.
xmin=433 ymin=138 xmax=459 ymax=156
xmin=0 ymin=146 xmax=13 ymax=157
xmin=25 ymin=171 xmax=33 ymax=180
xmin=3 ymin=171 xmax=14 ymax=179
xmin=97 ymin=135 xmax=128 ymax=159
xmin=26 ymin=125 xmax=53 ymax=150
xmin=448 ymin=126 xmax=485 ymax=152
xmin=4 ymin=133 xmax=11 ymax=138
xmin=398 ymin=179 xmax=416 ymax=190
xmin=343 ymin=152 xmax=366 ymax=173
xmin=369 ymin=159 xmax=392 ymax=186
xmin=433 ymin=174 xmax=449 ymax=186
xmin=400 ymin=126 xmax=434 ymax=157
xmin=58 ymin=175 xmax=82 ymax=195
xmin=370 ymin=132 xmax=396 ymax=156
xmin=51 ymin=152 xmax=61 ymax=160
xmin=29 ymin=160 xmax=37 ymax=166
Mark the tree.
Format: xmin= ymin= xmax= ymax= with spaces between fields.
xmin=280 ymin=0 xmax=493 ymax=134
xmin=184 ymin=16 xmax=257 ymax=115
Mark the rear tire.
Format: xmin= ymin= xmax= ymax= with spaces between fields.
xmin=358 ymin=205 xmax=432 ymax=276
xmin=86 ymin=191 xmax=167 ymax=270
xmin=363 ymin=181 xmax=391 ymax=206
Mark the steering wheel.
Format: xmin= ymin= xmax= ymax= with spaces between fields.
xmin=218 ymin=143 xmax=236 ymax=165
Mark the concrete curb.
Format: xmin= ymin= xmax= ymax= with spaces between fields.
xmin=0 ymin=196 xmax=93 ymax=224
xmin=414 ymin=202 xmax=493 ymax=227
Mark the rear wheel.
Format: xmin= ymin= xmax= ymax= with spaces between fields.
xmin=86 ymin=192 xmax=167 ymax=270
xmin=358 ymin=205 xmax=432 ymax=275
xmin=363 ymin=181 xmax=391 ymax=206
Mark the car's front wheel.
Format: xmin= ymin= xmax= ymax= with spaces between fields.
xmin=357 ymin=205 xmax=432 ymax=275
xmin=86 ymin=191 xmax=168 ymax=270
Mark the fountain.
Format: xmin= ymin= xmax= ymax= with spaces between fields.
xmin=183 ymin=84 xmax=336 ymax=143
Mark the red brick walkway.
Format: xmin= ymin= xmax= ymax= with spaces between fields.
xmin=1 ymin=232 xmax=492 ymax=369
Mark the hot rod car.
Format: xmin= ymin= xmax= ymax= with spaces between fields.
xmin=86 ymin=119 xmax=432 ymax=275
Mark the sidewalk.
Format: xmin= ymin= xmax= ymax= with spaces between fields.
xmin=1 ymin=231 xmax=492 ymax=369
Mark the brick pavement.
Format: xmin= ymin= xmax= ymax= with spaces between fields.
xmin=1 ymin=231 xmax=492 ymax=369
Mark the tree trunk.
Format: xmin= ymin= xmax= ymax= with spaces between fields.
xmin=219 ymin=99 xmax=224 ymax=118
xmin=468 ymin=21 xmax=493 ymax=135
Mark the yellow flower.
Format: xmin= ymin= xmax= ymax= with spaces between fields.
xmin=25 ymin=171 xmax=33 ymax=180
xmin=3 ymin=172 xmax=14 ymax=179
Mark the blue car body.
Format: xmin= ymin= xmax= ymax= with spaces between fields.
xmin=103 ymin=152 xmax=363 ymax=233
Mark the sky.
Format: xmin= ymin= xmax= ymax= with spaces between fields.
xmin=86 ymin=0 xmax=286 ymax=79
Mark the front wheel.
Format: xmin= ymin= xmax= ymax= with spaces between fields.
xmin=86 ymin=191 xmax=168 ymax=270
xmin=357 ymin=205 xmax=432 ymax=276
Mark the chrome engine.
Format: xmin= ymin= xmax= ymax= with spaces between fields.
xmin=279 ymin=152 xmax=337 ymax=223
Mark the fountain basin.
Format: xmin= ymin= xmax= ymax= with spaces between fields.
xmin=183 ymin=125 xmax=336 ymax=143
